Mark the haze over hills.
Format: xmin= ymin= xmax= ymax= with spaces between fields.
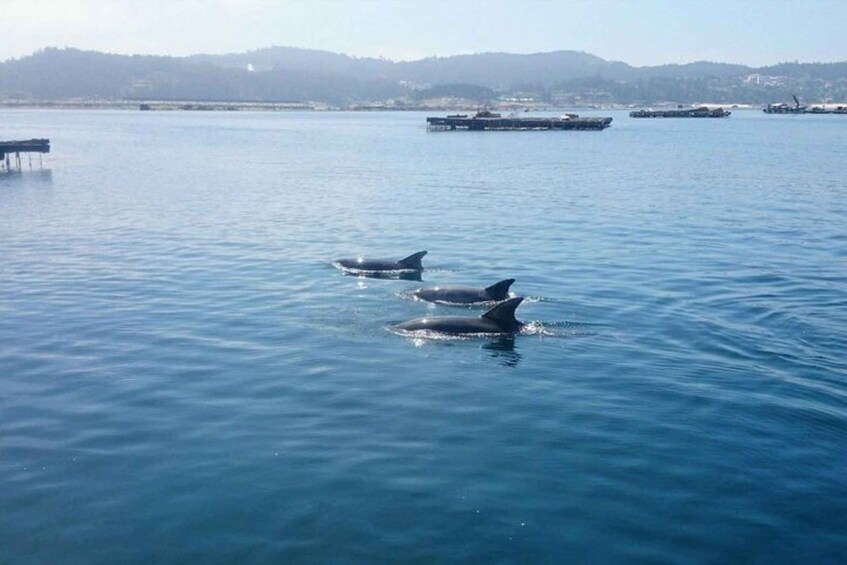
xmin=1 ymin=46 xmax=846 ymax=107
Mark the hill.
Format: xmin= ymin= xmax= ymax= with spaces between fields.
xmin=1 ymin=47 xmax=846 ymax=106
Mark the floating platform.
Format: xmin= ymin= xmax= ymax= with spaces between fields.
xmin=763 ymin=105 xmax=847 ymax=115
xmin=427 ymin=111 xmax=612 ymax=131
xmin=0 ymin=139 xmax=50 ymax=172
xmin=807 ymin=106 xmax=847 ymax=115
xmin=630 ymin=107 xmax=731 ymax=118
xmin=763 ymin=103 xmax=806 ymax=114
xmin=764 ymin=95 xmax=806 ymax=114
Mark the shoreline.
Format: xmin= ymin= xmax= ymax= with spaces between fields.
xmin=3 ymin=100 xmax=844 ymax=113
xmin=0 ymin=99 xmax=770 ymax=112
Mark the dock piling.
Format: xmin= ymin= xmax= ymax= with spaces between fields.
xmin=0 ymin=139 xmax=50 ymax=173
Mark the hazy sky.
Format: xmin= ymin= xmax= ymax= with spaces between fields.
xmin=2 ymin=0 xmax=845 ymax=66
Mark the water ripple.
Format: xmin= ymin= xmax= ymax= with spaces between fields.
xmin=1 ymin=109 xmax=846 ymax=562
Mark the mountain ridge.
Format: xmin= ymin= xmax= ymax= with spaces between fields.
xmin=2 ymin=46 xmax=846 ymax=106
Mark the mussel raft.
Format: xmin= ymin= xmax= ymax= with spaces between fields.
xmin=629 ymin=107 xmax=731 ymax=118
xmin=427 ymin=110 xmax=612 ymax=131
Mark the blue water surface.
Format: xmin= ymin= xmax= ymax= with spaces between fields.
xmin=1 ymin=109 xmax=846 ymax=563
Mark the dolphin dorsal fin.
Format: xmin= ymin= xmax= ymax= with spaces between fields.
xmin=481 ymin=296 xmax=524 ymax=327
xmin=484 ymin=278 xmax=516 ymax=300
xmin=398 ymin=250 xmax=427 ymax=270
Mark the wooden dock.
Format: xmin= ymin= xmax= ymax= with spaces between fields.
xmin=0 ymin=139 xmax=50 ymax=172
xmin=427 ymin=111 xmax=612 ymax=131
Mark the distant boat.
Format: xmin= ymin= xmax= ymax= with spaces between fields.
xmin=763 ymin=95 xmax=807 ymax=114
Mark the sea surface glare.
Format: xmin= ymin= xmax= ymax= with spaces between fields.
xmin=1 ymin=109 xmax=846 ymax=563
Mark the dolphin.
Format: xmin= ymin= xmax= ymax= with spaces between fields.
xmin=410 ymin=278 xmax=515 ymax=305
xmin=335 ymin=250 xmax=427 ymax=273
xmin=393 ymin=297 xmax=524 ymax=335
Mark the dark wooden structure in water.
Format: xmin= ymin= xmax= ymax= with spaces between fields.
xmin=630 ymin=107 xmax=731 ymax=118
xmin=764 ymin=95 xmax=847 ymax=115
xmin=808 ymin=106 xmax=847 ymax=115
xmin=0 ymin=139 xmax=50 ymax=171
xmin=427 ymin=110 xmax=612 ymax=131
xmin=764 ymin=95 xmax=806 ymax=114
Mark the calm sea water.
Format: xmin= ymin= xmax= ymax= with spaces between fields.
xmin=1 ymin=109 xmax=846 ymax=563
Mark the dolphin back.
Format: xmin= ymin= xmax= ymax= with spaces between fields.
xmin=397 ymin=251 xmax=427 ymax=270
xmin=485 ymin=278 xmax=516 ymax=301
xmin=481 ymin=296 xmax=524 ymax=330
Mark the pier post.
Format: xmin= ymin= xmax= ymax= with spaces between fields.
xmin=0 ymin=139 xmax=50 ymax=172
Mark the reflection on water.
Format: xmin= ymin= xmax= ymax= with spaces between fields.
xmin=393 ymin=331 xmax=523 ymax=367
xmin=342 ymin=269 xmax=423 ymax=282
xmin=483 ymin=336 xmax=522 ymax=367
xmin=0 ymin=168 xmax=53 ymax=184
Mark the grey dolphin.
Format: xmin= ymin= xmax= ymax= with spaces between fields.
xmin=393 ymin=297 xmax=524 ymax=335
xmin=336 ymin=250 xmax=427 ymax=273
xmin=411 ymin=278 xmax=515 ymax=305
